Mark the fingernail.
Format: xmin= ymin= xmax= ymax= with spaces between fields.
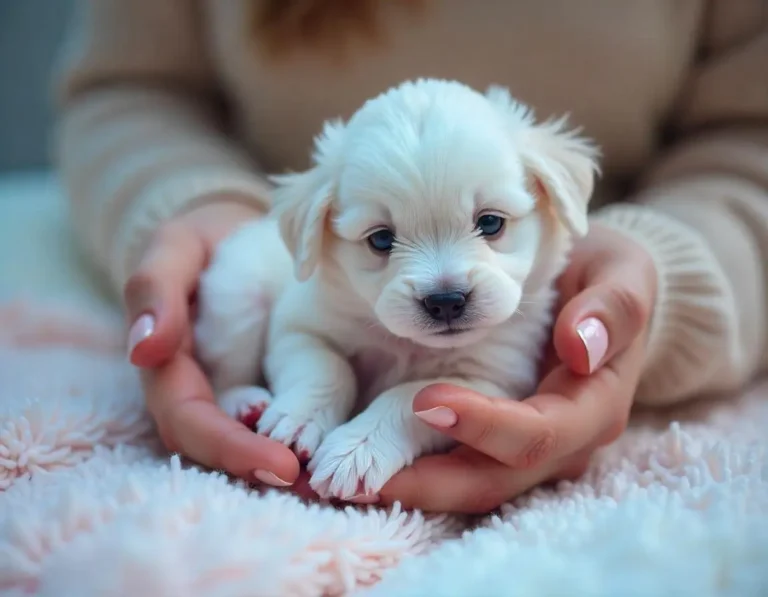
xmin=127 ymin=313 xmax=155 ymax=355
xmin=414 ymin=406 xmax=458 ymax=428
xmin=254 ymin=469 xmax=293 ymax=487
xmin=349 ymin=494 xmax=380 ymax=504
xmin=576 ymin=317 xmax=609 ymax=373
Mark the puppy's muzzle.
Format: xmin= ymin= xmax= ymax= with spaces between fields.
xmin=422 ymin=291 xmax=467 ymax=323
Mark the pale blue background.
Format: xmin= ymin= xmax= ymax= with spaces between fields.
xmin=0 ymin=0 xmax=75 ymax=172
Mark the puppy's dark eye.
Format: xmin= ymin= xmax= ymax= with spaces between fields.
xmin=367 ymin=228 xmax=395 ymax=253
xmin=476 ymin=214 xmax=505 ymax=237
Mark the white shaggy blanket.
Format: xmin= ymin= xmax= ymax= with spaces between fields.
xmin=1 ymin=174 xmax=767 ymax=596
xmin=1 ymin=299 xmax=767 ymax=597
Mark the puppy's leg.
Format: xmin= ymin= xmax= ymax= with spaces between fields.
xmin=308 ymin=378 xmax=507 ymax=500
xmin=258 ymin=333 xmax=357 ymax=462
xmin=195 ymin=218 xmax=292 ymax=403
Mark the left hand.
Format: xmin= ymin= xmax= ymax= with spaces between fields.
xmin=377 ymin=223 xmax=657 ymax=513
xmin=125 ymin=202 xmax=301 ymax=487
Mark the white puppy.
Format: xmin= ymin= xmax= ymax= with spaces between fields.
xmin=195 ymin=79 xmax=599 ymax=501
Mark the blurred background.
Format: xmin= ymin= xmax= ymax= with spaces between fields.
xmin=0 ymin=0 xmax=75 ymax=173
xmin=0 ymin=1 xmax=110 ymax=304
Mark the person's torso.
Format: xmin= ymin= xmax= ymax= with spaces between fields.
xmin=203 ymin=0 xmax=705 ymax=207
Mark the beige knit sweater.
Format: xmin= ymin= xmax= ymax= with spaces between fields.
xmin=54 ymin=0 xmax=768 ymax=406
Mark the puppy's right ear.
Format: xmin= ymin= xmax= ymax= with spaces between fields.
xmin=270 ymin=120 xmax=345 ymax=281
xmin=271 ymin=167 xmax=334 ymax=281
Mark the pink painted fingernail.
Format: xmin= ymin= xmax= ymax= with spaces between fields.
xmin=254 ymin=470 xmax=292 ymax=487
xmin=414 ymin=406 xmax=458 ymax=428
xmin=349 ymin=494 xmax=380 ymax=504
xmin=576 ymin=317 xmax=609 ymax=373
xmin=127 ymin=313 xmax=155 ymax=355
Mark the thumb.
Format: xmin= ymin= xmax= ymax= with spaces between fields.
xmin=553 ymin=268 xmax=654 ymax=376
xmin=124 ymin=224 xmax=207 ymax=367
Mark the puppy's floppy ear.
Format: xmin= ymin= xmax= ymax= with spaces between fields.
xmin=519 ymin=118 xmax=600 ymax=238
xmin=486 ymin=86 xmax=600 ymax=237
xmin=270 ymin=120 xmax=345 ymax=281
xmin=271 ymin=168 xmax=334 ymax=281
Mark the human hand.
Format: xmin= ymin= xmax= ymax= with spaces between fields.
xmin=377 ymin=223 xmax=657 ymax=513
xmin=124 ymin=202 xmax=300 ymax=487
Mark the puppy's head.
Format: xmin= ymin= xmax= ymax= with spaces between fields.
xmin=272 ymin=79 xmax=599 ymax=348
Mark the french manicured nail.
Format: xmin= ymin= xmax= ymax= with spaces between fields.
xmin=576 ymin=317 xmax=609 ymax=373
xmin=127 ymin=313 xmax=155 ymax=355
xmin=414 ymin=406 xmax=458 ymax=428
xmin=254 ymin=469 xmax=292 ymax=487
xmin=349 ymin=494 xmax=380 ymax=504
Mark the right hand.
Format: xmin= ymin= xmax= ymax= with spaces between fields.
xmin=124 ymin=201 xmax=300 ymax=487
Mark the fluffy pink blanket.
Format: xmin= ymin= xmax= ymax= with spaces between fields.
xmin=1 ymin=300 xmax=767 ymax=597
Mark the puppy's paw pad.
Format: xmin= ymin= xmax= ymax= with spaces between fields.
xmin=308 ymin=437 xmax=403 ymax=501
xmin=218 ymin=386 xmax=273 ymax=428
xmin=257 ymin=408 xmax=325 ymax=461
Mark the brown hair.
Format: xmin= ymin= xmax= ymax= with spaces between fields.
xmin=250 ymin=0 xmax=424 ymax=61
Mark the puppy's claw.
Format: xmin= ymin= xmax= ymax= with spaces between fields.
xmin=310 ymin=478 xmax=332 ymax=500
xmin=217 ymin=386 xmax=273 ymax=428
xmin=257 ymin=407 xmax=326 ymax=461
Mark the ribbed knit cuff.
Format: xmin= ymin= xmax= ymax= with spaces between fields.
xmin=112 ymin=168 xmax=273 ymax=291
xmin=591 ymin=203 xmax=738 ymax=404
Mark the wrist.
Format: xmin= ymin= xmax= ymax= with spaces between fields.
xmin=590 ymin=203 xmax=734 ymax=404
xmin=114 ymin=171 xmax=273 ymax=291
xmin=587 ymin=218 xmax=658 ymax=321
xmin=178 ymin=200 xmax=265 ymax=248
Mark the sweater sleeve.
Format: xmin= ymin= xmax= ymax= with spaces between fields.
xmin=54 ymin=0 xmax=273 ymax=294
xmin=591 ymin=0 xmax=768 ymax=405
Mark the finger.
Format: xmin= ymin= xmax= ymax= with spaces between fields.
xmin=147 ymin=351 xmax=300 ymax=484
xmin=553 ymin=263 xmax=654 ymax=376
xmin=414 ymin=384 xmax=558 ymax=469
xmin=528 ymin=337 xmax=643 ymax=453
xmin=413 ymin=341 xmax=640 ymax=469
xmin=124 ymin=224 xmax=207 ymax=367
xmin=379 ymin=446 xmax=560 ymax=514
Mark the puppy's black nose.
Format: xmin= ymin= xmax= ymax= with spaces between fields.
xmin=423 ymin=291 xmax=466 ymax=322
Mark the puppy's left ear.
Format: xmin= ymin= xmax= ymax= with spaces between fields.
xmin=486 ymin=86 xmax=600 ymax=237
xmin=270 ymin=120 xmax=344 ymax=281
xmin=520 ymin=117 xmax=600 ymax=238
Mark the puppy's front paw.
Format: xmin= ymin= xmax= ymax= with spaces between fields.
xmin=307 ymin=425 xmax=408 ymax=500
xmin=218 ymin=386 xmax=273 ymax=429
xmin=257 ymin=398 xmax=339 ymax=462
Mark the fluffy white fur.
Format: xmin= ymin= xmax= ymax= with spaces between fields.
xmin=4 ymin=171 xmax=768 ymax=596
xmin=195 ymin=79 xmax=599 ymax=500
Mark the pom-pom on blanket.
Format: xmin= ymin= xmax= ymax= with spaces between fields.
xmin=1 ymin=299 xmax=767 ymax=597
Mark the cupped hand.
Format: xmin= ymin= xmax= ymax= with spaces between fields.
xmin=124 ymin=202 xmax=300 ymax=486
xmin=378 ymin=223 xmax=657 ymax=513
